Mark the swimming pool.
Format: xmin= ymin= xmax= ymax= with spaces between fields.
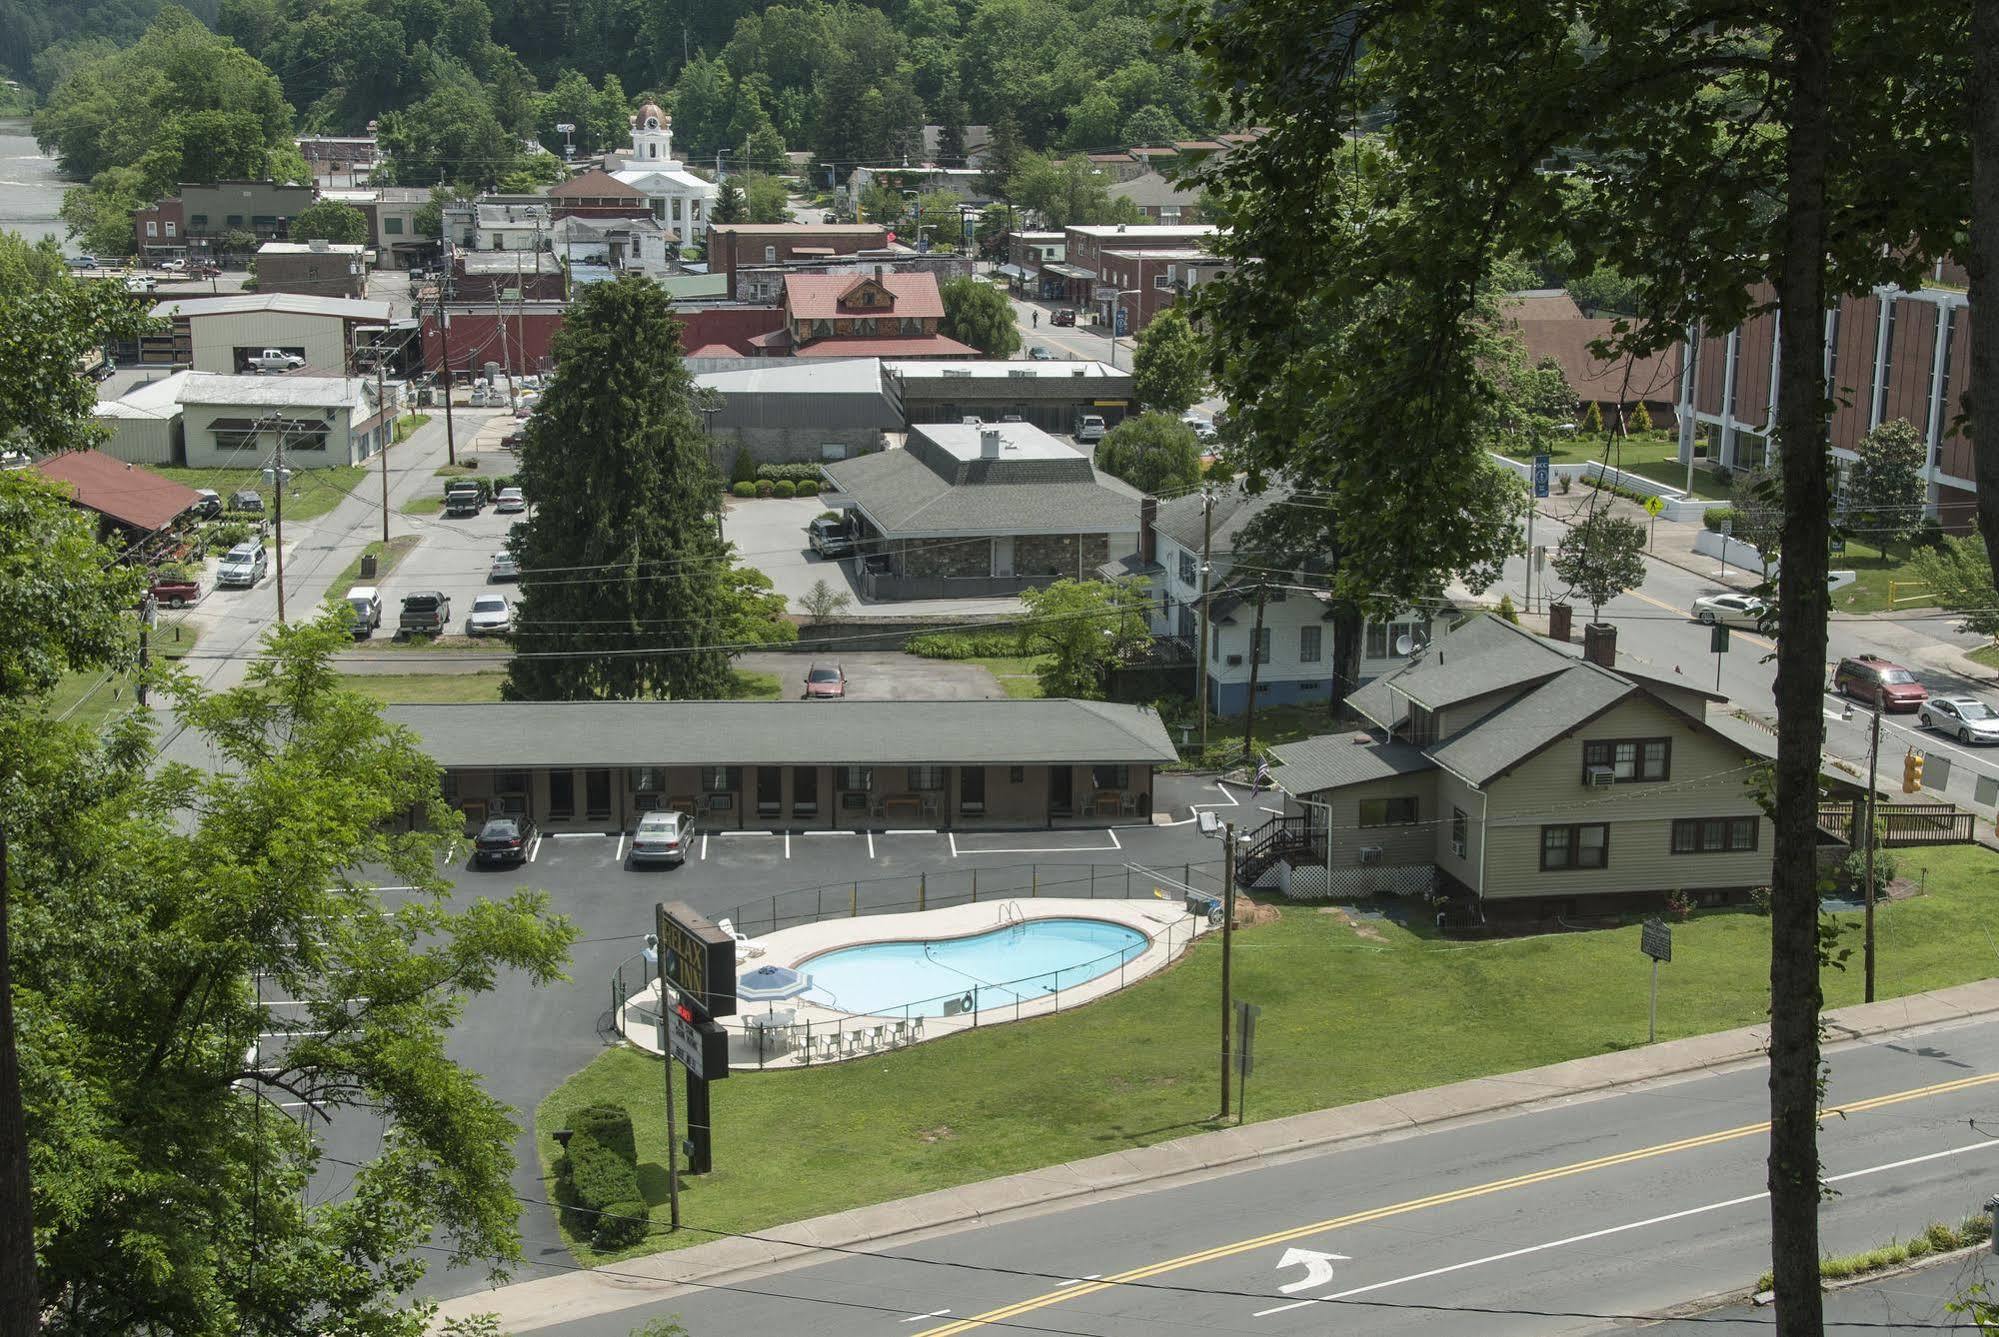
xmin=798 ymin=916 xmax=1149 ymax=1018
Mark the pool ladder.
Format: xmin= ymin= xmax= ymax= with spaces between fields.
xmin=997 ymin=900 xmax=1026 ymax=935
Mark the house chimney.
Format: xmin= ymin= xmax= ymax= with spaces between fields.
xmin=875 ymin=264 xmax=884 ymax=283
xmin=980 ymin=427 xmax=1001 ymax=459
xmin=1582 ymin=621 xmax=1617 ymax=668
xmin=1139 ymin=496 xmax=1158 ymax=565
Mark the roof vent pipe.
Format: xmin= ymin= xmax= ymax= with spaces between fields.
xmin=980 ymin=428 xmax=1001 ymax=459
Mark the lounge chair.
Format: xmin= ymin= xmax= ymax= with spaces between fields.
xmin=715 ymin=916 xmax=767 ymax=959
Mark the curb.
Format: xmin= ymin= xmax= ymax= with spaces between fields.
xmin=434 ymin=977 xmax=1999 ymax=1331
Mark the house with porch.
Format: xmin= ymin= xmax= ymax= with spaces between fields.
xmin=387 ymin=699 xmax=1177 ymax=833
xmin=1255 ymin=615 xmax=1774 ymax=918
xmin=752 ymin=268 xmax=979 ymax=359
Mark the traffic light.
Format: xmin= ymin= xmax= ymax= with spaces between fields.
xmin=1903 ymin=750 xmax=1925 ymax=794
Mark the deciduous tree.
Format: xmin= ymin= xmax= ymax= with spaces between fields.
xmin=1020 ymin=578 xmax=1152 ymax=698
xmin=290 ymin=198 xmax=370 ymax=246
xmin=741 ymin=173 xmax=792 ymax=224
xmin=1841 ymin=418 xmax=1927 ymax=548
xmin=1551 ymin=510 xmax=1647 ymax=623
xmin=1909 ymin=535 xmax=1999 ymax=639
xmin=939 ymin=276 xmax=1021 ymax=358
xmin=1095 ymin=413 xmax=1204 ymax=495
xmin=1130 ymin=307 xmax=1207 ymax=414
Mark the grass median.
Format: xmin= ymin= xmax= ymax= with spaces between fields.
xmin=341 ymin=667 xmax=783 ymax=703
xmin=536 ymin=843 xmax=1999 ymax=1265
xmin=158 ymin=464 xmax=368 ymax=523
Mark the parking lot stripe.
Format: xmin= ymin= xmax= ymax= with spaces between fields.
xmin=1107 ymin=829 xmax=1121 ymax=850
xmin=867 ymin=829 xmax=876 ymax=858
xmin=526 ymin=834 xmax=542 ymax=863
xmin=616 ymin=834 xmax=626 ymax=861
xmin=785 ymin=832 xmax=791 ymax=859
xmin=884 ymin=828 xmax=937 ymax=835
xmin=949 ymin=832 xmax=959 ymax=858
xmin=700 ymin=834 xmax=709 ymax=861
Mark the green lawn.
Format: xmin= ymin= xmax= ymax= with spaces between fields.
xmin=324 ymin=535 xmax=419 ymax=600
xmin=400 ymin=495 xmax=446 ymax=517
xmin=46 ymin=620 xmax=200 ymax=730
xmin=392 ymin=413 xmax=431 ymax=444
xmin=1967 ymin=643 xmax=1999 ymax=671
xmin=538 ymin=843 xmax=1999 ymax=1264
xmin=1539 ymin=429 xmax=1681 ymax=467
xmin=970 ymin=654 xmax=1051 ymax=699
xmin=1167 ymin=702 xmax=1331 ymax=770
xmin=1831 ymin=537 xmax=1931 ymax=614
xmin=340 ymin=667 xmax=783 ymax=703
xmin=156 ymin=464 xmax=368 ymax=523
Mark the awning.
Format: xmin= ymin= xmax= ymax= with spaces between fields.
xmin=993 ymin=264 xmax=1030 ymax=279
xmin=1043 ymin=263 xmax=1097 ymax=280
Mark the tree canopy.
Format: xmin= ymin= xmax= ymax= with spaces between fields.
xmin=1095 ymin=413 xmax=1204 ymax=496
xmin=505 ymin=276 xmax=794 ymax=702
xmin=290 ymin=198 xmax=369 ymax=246
xmin=1019 ymin=578 xmax=1152 ymax=699
xmin=1550 ymin=509 xmax=1647 ymax=623
xmin=939 ymin=276 xmax=1021 ymax=358
xmin=1840 ymin=418 xmax=1928 ymax=548
xmin=1130 ymin=307 xmax=1207 ymax=414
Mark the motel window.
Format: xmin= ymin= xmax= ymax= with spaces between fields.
xmin=584 ymin=769 xmax=612 ymax=820
xmin=1671 ymin=817 xmax=1759 ymax=854
xmin=702 ymin=766 xmax=740 ymax=793
xmin=1359 ymin=796 xmax=1419 ymax=827
xmin=548 ymin=771 xmax=575 ymax=819
xmin=908 ymin=766 xmax=946 ymax=791
xmin=1541 ymin=823 xmax=1609 ymax=871
xmin=1582 ymin=738 xmax=1671 ymax=783
xmin=1300 ymin=625 xmax=1322 ymax=663
xmin=839 ymin=765 xmax=873 ymax=791
xmin=1091 ymin=765 xmax=1130 ymax=790
xmin=629 ymin=767 xmax=661 ymax=793
xmin=1451 ymin=807 xmax=1468 ymax=858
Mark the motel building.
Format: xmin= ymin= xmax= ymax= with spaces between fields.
xmin=385 ymin=700 xmax=1179 ymax=833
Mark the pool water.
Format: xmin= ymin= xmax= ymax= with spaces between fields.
xmin=798 ymin=917 xmax=1149 ymax=1018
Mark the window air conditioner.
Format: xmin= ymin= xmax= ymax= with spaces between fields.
xmin=1358 ymin=846 xmax=1383 ymax=865
xmin=1585 ymin=766 xmax=1616 ymax=787
xmin=1226 ymin=654 xmax=1243 ymax=667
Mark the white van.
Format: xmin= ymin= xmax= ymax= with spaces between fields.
xmin=345 ymin=585 xmax=383 ymax=638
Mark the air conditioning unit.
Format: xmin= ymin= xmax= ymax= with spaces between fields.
xmin=1358 ymin=846 xmax=1383 ymax=865
xmin=1585 ymin=766 xmax=1616 ymax=788
xmin=1226 ymin=654 xmax=1243 ymax=667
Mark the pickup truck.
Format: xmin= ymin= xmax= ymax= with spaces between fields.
xmin=247 ymin=348 xmax=306 ymax=373
xmin=148 ymin=572 xmax=200 ymax=607
xmin=399 ymin=591 xmax=451 ymax=635
xmin=444 ymin=482 xmax=484 ymax=516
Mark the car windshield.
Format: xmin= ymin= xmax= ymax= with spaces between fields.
xmin=808 ymin=667 xmax=840 ymax=682
xmin=640 ymin=815 xmax=678 ymax=835
xmin=225 ymin=546 xmax=253 ymax=561
xmin=1879 ymin=669 xmax=1917 ymax=685
xmin=1959 ymin=701 xmax=1999 ymax=720
xmin=481 ymin=820 xmax=518 ymax=839
xmin=473 ymin=597 xmax=506 ymax=613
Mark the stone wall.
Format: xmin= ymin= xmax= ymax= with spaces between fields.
xmin=706 ymin=425 xmax=882 ymax=470
xmin=904 ymin=536 xmax=993 ymax=579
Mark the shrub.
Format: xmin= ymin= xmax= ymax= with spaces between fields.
xmin=592 ymin=1198 xmax=649 ymax=1250
xmin=489 ymin=474 xmax=515 ymax=492
xmin=730 ymin=448 xmax=757 ymax=486
xmin=560 ymin=1105 xmax=646 ymax=1250
xmin=755 ymin=479 xmax=775 ymax=497
xmin=1630 ymin=401 xmax=1653 ymax=433
xmin=1749 ymin=885 xmax=1772 ymax=915
xmin=731 ymin=480 xmax=756 ymax=498
xmin=772 ymin=480 xmax=796 ymax=498
xmin=796 ymin=479 xmax=819 ymax=496
xmin=817 ymin=509 xmax=841 ymax=522
xmin=1557 ymin=474 xmax=1572 ymax=494
xmin=906 ymin=628 xmax=1028 ymax=659
xmin=1837 ymin=846 xmax=1897 ymax=895
xmin=569 ymin=1103 xmax=636 ymax=1162
xmin=754 ymin=463 xmax=822 ymax=484
xmin=1702 ymin=506 xmax=1737 ymax=533
xmin=211 ymin=521 xmax=251 ymax=547
xmin=1582 ymin=401 xmax=1605 ymax=434
xmin=1496 ymin=593 xmax=1519 ymax=624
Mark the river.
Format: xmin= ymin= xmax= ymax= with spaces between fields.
xmin=0 ymin=117 xmax=76 ymax=250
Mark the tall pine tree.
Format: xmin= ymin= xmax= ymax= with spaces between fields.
xmin=505 ymin=277 xmax=738 ymax=701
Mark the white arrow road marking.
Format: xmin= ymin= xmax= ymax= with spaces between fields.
xmin=1249 ymin=1138 xmax=1999 ymax=1318
xmin=1275 ymin=1248 xmax=1348 ymax=1294
xmin=900 ymin=1310 xmax=951 ymax=1322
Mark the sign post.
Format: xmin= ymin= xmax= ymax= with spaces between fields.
xmin=1234 ymin=1000 xmax=1260 ymax=1125
xmin=1640 ymin=917 xmax=1672 ymax=1043
xmin=1642 ymin=493 xmax=1665 ymax=550
xmin=1528 ymin=454 xmax=1550 ymax=612
xmin=655 ymin=902 xmax=735 ymax=1174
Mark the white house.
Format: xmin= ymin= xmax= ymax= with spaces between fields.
xmin=1143 ymin=484 xmax=1435 ymax=713
xmin=173 ymin=372 xmax=394 ymax=469
xmin=607 ymin=103 xmax=717 ymax=246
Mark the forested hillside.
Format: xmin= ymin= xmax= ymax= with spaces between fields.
xmin=0 ymin=0 xmax=220 ymax=93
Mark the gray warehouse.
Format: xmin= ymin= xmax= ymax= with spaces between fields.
xmin=695 ymin=358 xmax=899 ymax=470
xmin=884 ymin=359 xmax=1134 ymax=436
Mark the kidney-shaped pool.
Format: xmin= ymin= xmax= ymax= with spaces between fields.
xmin=797 ymin=917 xmax=1149 ymax=1018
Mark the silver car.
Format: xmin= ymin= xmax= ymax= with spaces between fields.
xmin=488 ymin=552 xmax=520 ymax=581
xmin=215 ymin=542 xmax=267 ymax=587
xmin=466 ymin=594 xmax=511 ymax=636
xmin=629 ymin=810 xmax=692 ymax=866
xmin=1691 ymin=592 xmax=1769 ymax=629
xmin=1919 ymin=695 xmax=1999 ymax=744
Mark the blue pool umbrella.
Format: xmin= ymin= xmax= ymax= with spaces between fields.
xmin=738 ymin=963 xmax=813 ymax=1002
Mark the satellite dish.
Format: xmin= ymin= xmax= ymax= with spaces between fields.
xmin=1394 ymin=634 xmax=1416 ymax=656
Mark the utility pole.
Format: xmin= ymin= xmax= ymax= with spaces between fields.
xmin=1241 ymin=582 xmax=1269 ymax=764
xmin=272 ymin=416 xmax=287 ymax=624
xmin=655 ymin=998 xmax=681 ymax=1231
xmin=435 ymin=283 xmax=457 ymax=466
xmin=497 ymin=264 xmax=514 ymax=413
xmin=136 ymin=593 xmax=155 ymax=707
xmin=1864 ymin=693 xmax=1882 ymax=1002
xmin=376 ymin=357 xmax=391 ymax=544
xmin=1196 ymin=491 xmax=1215 ymax=756
xmin=0 ymin=823 xmax=39 ymax=1337
xmin=1218 ymin=819 xmax=1236 ymax=1121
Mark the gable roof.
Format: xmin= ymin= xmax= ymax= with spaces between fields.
xmin=149 ymin=292 xmax=390 ymax=322
xmin=548 ymin=168 xmax=645 ymax=200
xmin=1268 ymin=733 xmax=1433 ymax=794
xmin=1360 ymin=614 xmax=1575 ymax=714
xmin=784 ymin=270 xmax=945 ymax=320
xmin=1151 ymin=480 xmax=1284 ymax=554
xmin=1424 ymin=665 xmax=1633 ymax=785
xmin=34 ymin=449 xmax=201 ymax=532
xmin=822 ymin=439 xmax=1142 ymax=539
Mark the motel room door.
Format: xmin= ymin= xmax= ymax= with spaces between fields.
xmin=992 ymin=536 xmax=1015 ymax=577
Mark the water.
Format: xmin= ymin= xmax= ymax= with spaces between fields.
xmin=0 ymin=118 xmax=77 ymax=250
xmin=797 ymin=916 xmax=1148 ymax=1018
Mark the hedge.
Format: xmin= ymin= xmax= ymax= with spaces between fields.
xmin=755 ymin=479 xmax=775 ymax=497
xmin=1702 ymin=506 xmax=1736 ymax=533
xmin=731 ymin=480 xmax=757 ymax=497
xmin=560 ymin=1104 xmax=646 ymax=1250
xmin=570 ymin=1103 xmax=636 ymax=1162
xmin=773 ymin=480 xmax=797 ymax=498
xmin=907 ymin=628 xmax=1030 ymax=659
xmin=796 ymin=479 xmax=819 ymax=496
xmin=754 ymin=463 xmax=823 ymax=484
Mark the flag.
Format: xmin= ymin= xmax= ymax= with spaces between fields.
xmin=1252 ymin=760 xmax=1270 ymax=795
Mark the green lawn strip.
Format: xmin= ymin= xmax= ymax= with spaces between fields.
xmin=400 ymin=495 xmax=446 ymax=516
xmin=1165 ymin=702 xmax=1330 ymax=770
xmin=156 ymin=464 xmax=368 ymax=523
xmin=1753 ymin=1215 xmax=1992 ymax=1292
xmin=340 ymin=666 xmax=781 ymax=703
xmin=1967 ymin=643 xmax=1999 ymax=671
xmin=1539 ymin=430 xmax=1682 ymax=467
xmin=1831 ymin=537 xmax=1931 ymax=614
xmin=323 ymin=535 xmax=421 ymax=599
xmin=538 ymin=844 xmax=1999 ymax=1265
xmin=393 ymin=413 xmax=431 ymax=443
xmin=962 ymin=654 xmax=1050 ymax=698
xmin=46 ymin=620 xmax=201 ymax=730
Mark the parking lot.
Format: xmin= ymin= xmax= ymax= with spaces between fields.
xmin=361 ymin=493 xmax=524 ymax=639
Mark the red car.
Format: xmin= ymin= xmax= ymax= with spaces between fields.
xmin=1050 ymin=308 xmax=1077 ymax=327
xmin=1832 ymin=654 xmax=1928 ymax=711
xmin=147 ymin=573 xmax=200 ymax=607
xmin=803 ymin=663 xmax=847 ymax=699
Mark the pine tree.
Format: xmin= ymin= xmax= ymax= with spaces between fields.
xmin=1581 ymin=400 xmax=1604 ymax=435
xmin=1630 ymin=400 xmax=1653 ymax=434
xmin=505 ymin=277 xmax=741 ymax=701
xmin=712 ymin=181 xmax=747 ymax=224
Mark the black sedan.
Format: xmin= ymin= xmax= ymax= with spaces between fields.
xmin=473 ymin=815 xmax=538 ymax=866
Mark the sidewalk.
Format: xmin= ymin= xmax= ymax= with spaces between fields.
xmin=431 ymin=976 xmax=1999 ymax=1331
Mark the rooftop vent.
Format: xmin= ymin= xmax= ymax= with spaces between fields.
xmin=980 ymin=428 xmax=1001 ymax=459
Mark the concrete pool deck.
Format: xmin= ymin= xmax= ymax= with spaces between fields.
xmin=617 ymin=896 xmax=1211 ymax=1067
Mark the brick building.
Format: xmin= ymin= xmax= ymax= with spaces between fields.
xmin=253 ymin=241 xmax=368 ymax=299
xmin=1094 ymin=247 xmax=1230 ymax=337
xmin=749 ymin=268 xmax=978 ymax=359
xmin=706 ymin=223 xmax=891 ymax=295
xmin=1054 ymin=224 xmax=1217 ymax=321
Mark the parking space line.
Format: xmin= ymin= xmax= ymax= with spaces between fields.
xmin=949 ymin=832 xmax=959 ymax=858
xmin=867 ymin=829 xmax=876 ymax=858
xmin=785 ymin=832 xmax=791 ymax=859
xmin=1191 ymin=783 xmax=1240 ymax=810
xmin=700 ymin=834 xmax=708 ymax=861
xmin=952 ymin=838 xmax=1123 ymax=855
xmin=526 ymin=834 xmax=542 ymax=863
xmin=615 ymin=834 xmax=626 ymax=861
xmin=1107 ymin=829 xmax=1120 ymax=850
xmin=883 ymin=828 xmax=938 ymax=835
xmin=717 ymin=830 xmax=778 ymax=836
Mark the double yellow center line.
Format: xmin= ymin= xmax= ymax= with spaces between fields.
xmin=915 ymin=1070 xmax=1999 ymax=1335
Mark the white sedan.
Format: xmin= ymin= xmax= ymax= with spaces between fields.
xmin=1919 ymin=696 xmax=1999 ymax=745
xmin=1691 ymin=593 xmax=1769 ymax=629
xmin=466 ymin=594 xmax=512 ymax=636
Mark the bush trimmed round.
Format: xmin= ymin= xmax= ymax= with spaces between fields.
xmin=755 ymin=480 xmax=775 ymax=497
xmin=773 ymin=480 xmax=796 ymax=498
xmin=796 ymin=479 xmax=818 ymax=496
xmin=731 ymin=480 xmax=757 ymax=497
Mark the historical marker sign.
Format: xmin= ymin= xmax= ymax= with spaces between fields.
xmin=1532 ymin=453 xmax=1551 ymax=498
xmin=1640 ymin=917 xmax=1673 ymax=963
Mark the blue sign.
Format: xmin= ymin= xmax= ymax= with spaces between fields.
xmin=1532 ymin=453 xmax=1551 ymax=499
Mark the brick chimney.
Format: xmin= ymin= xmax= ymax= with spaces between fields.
xmin=1139 ymin=496 xmax=1158 ymax=565
xmin=1582 ymin=622 xmax=1617 ymax=669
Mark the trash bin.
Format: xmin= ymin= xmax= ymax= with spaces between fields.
xmin=359 ymin=554 xmax=378 ymax=578
xmin=1548 ymin=601 xmax=1573 ymax=642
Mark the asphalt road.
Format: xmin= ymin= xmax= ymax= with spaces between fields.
xmin=502 ymin=1013 xmax=1999 ymax=1336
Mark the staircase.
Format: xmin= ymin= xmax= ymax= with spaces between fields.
xmin=1234 ymin=814 xmax=1323 ymax=886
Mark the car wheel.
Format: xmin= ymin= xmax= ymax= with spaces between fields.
xmin=170 ymin=596 xmax=186 ymax=609
xmin=1697 ymin=609 xmax=1716 ymax=625
xmin=1962 ymin=727 xmax=1974 ymax=744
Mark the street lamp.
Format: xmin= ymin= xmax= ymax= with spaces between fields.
xmin=1107 ymin=288 xmax=1142 ymax=370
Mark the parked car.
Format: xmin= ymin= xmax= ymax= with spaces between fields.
xmin=474 ymin=815 xmax=537 ymax=866
xmin=1832 ymin=654 xmax=1928 ymax=711
xmin=215 ymin=542 xmax=267 ymax=588
xmin=193 ymin=262 xmax=222 ymax=278
xmin=466 ymin=594 xmax=511 ymax=636
xmin=159 ymin=258 xmax=187 ymax=273
xmin=494 ymin=487 xmax=526 ymax=514
xmin=803 ymin=662 xmax=847 ymax=699
xmin=628 ymin=810 xmax=693 ymax=866
xmin=344 ymin=585 xmax=383 ymax=638
xmin=1072 ymin=413 xmax=1107 ymax=444
xmin=399 ymin=590 xmax=451 ymax=634
xmin=1919 ymin=696 xmax=1999 ymax=744
xmin=229 ymin=488 xmax=264 ymax=514
xmin=445 ymin=482 xmax=484 ymax=516
xmin=1691 ymin=593 xmax=1770 ymax=629
xmin=1179 ymin=411 xmax=1217 ymax=442
xmin=148 ymin=571 xmax=201 ymax=607
xmin=66 ymin=255 xmax=97 ymax=271
xmin=808 ymin=515 xmax=854 ymax=558
xmin=488 ymin=552 xmax=520 ymax=581
xmin=1051 ymin=308 xmax=1077 ymax=327
xmin=1028 ymin=345 xmax=1056 ymax=361
xmin=123 ymin=275 xmax=156 ymax=294
xmin=246 ymin=348 xmax=306 ymax=373
xmin=190 ymin=488 xmax=223 ymax=519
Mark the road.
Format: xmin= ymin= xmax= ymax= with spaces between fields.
xmin=481 ymin=1012 xmax=1999 ymax=1336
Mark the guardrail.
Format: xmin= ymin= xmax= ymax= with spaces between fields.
xmin=1816 ymin=800 xmax=1978 ymax=847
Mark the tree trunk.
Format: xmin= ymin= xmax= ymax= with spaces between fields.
xmin=1326 ymin=602 xmax=1364 ymax=723
xmin=1768 ymin=3 xmax=1836 ymax=1332
xmin=0 ymin=825 xmax=38 ymax=1337
xmin=1970 ymin=0 xmax=1999 ymax=582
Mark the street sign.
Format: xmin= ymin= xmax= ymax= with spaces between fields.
xmin=1642 ymin=495 xmax=1666 ymax=517
xmin=1532 ymin=453 xmax=1551 ymax=498
xmin=655 ymin=901 xmax=737 ymax=1018
xmin=666 ymin=998 xmax=730 ymax=1081
xmin=1234 ymin=1000 xmax=1261 ymax=1078
xmin=1710 ymin=624 xmax=1730 ymax=653
xmin=1640 ymin=917 xmax=1673 ymax=963
xmin=1720 ymin=518 xmax=1733 ymax=537
xmin=1831 ymin=537 xmax=1847 ymax=555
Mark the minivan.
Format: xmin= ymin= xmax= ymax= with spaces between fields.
xmin=344 ymin=585 xmax=383 ymax=638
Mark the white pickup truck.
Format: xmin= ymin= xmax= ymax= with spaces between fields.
xmin=247 ymin=349 xmax=306 ymax=373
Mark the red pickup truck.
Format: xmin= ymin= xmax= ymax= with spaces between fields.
xmin=148 ymin=573 xmax=201 ymax=607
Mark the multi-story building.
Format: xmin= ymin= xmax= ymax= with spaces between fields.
xmin=296 ymin=134 xmax=377 ymax=187
xmin=750 ymin=268 xmax=977 ymax=359
xmin=705 ymin=223 xmax=892 ymax=297
xmin=1108 ymin=172 xmax=1205 ymax=225
xmin=254 ymin=241 xmax=368 ymax=299
xmin=1095 ymin=247 xmax=1229 ymax=337
xmin=1675 ymin=263 xmax=1972 ymax=522
xmin=605 ymin=103 xmax=718 ymax=246
xmin=1054 ymin=224 xmax=1216 ymax=318
xmin=159 ymin=181 xmax=317 ymax=258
